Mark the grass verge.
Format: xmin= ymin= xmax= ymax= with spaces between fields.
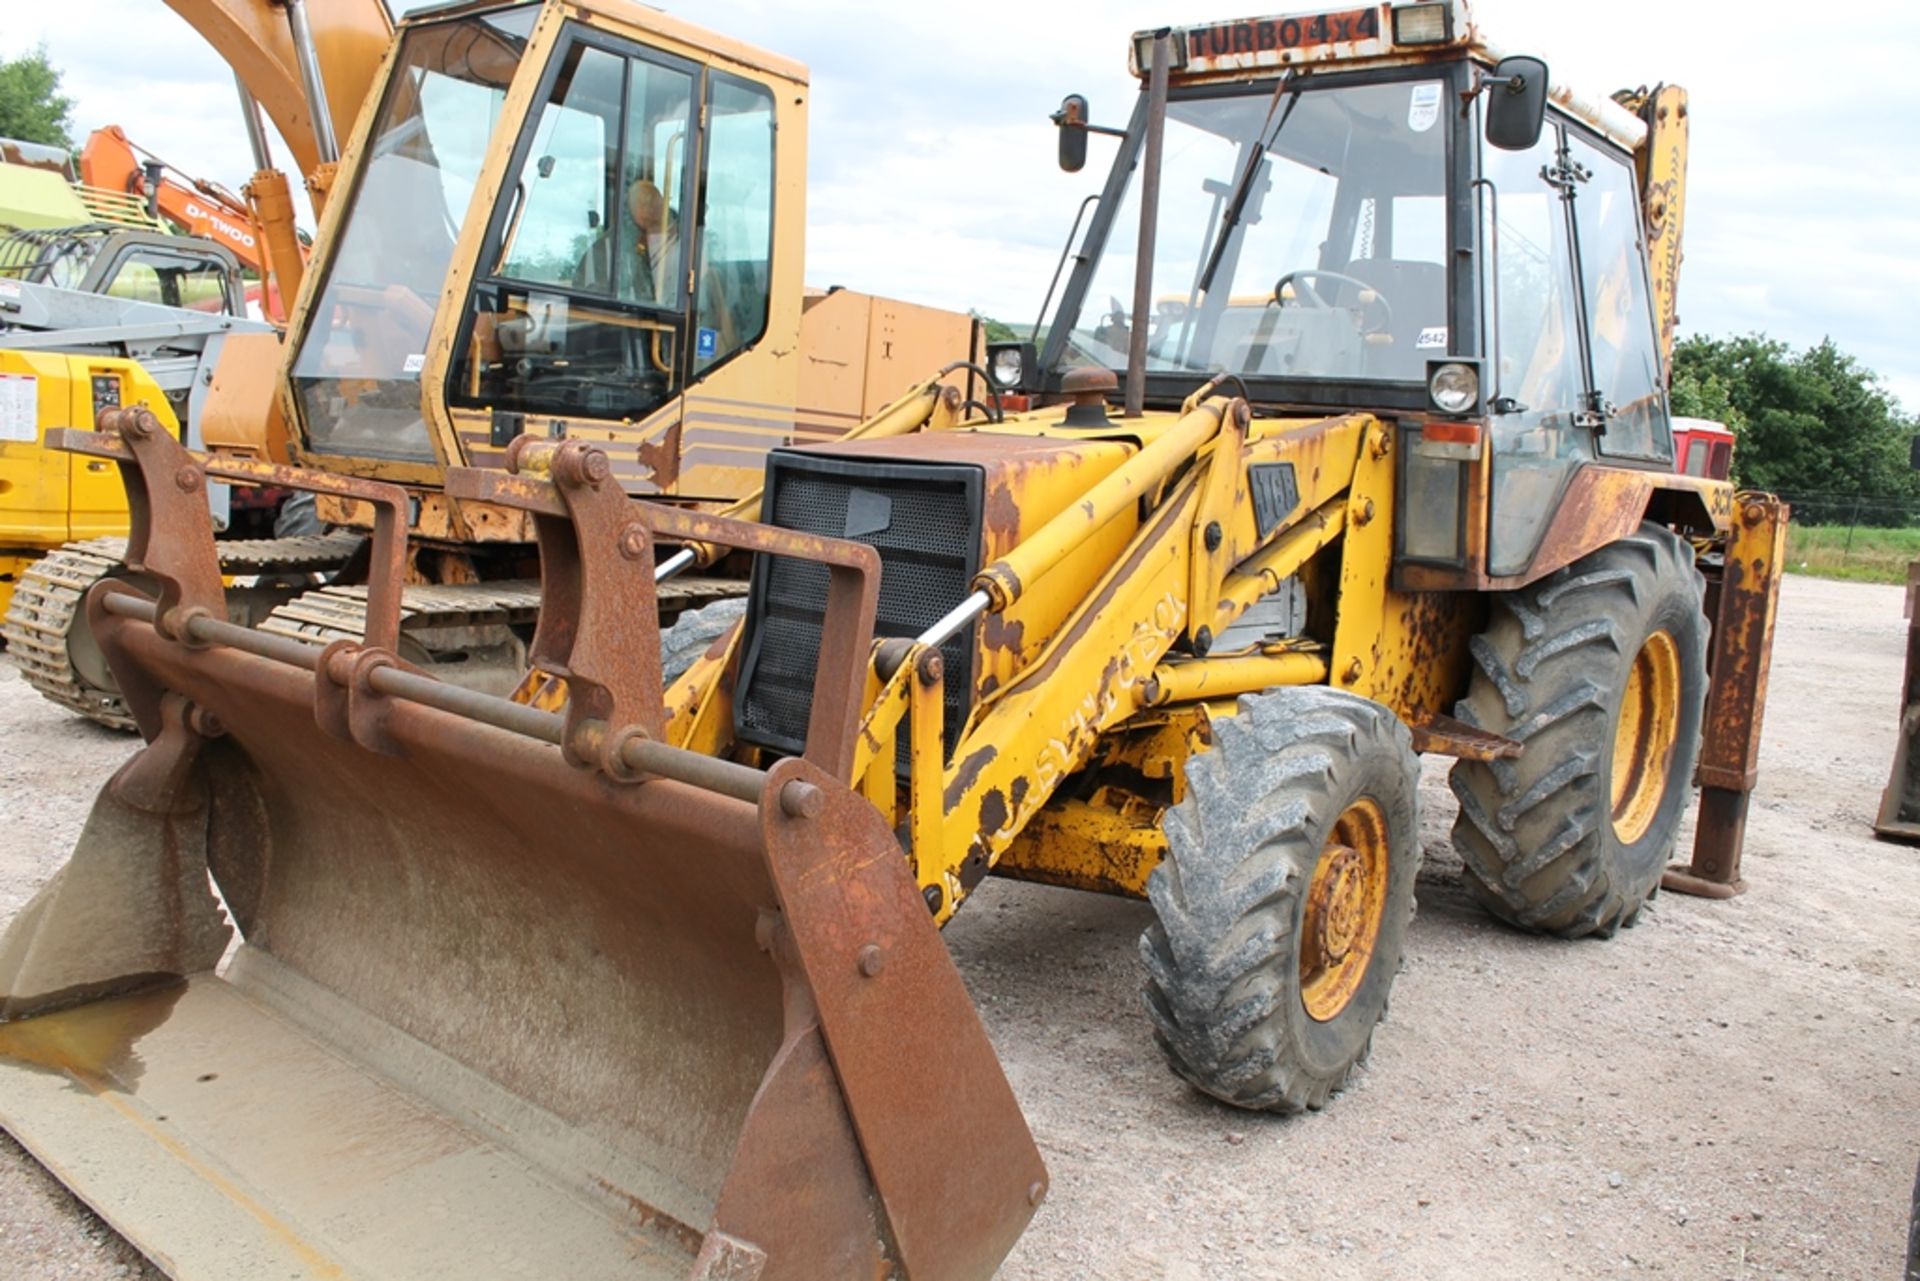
xmin=1785 ymin=523 xmax=1920 ymax=584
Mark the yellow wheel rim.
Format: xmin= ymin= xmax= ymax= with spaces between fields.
xmin=1299 ymin=798 xmax=1389 ymax=1023
xmin=1611 ymin=628 xmax=1681 ymax=846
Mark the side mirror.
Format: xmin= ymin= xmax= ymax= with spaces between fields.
xmin=1485 ymin=56 xmax=1549 ymax=151
xmin=1052 ymin=94 xmax=1090 ymax=173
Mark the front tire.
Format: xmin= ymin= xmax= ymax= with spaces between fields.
xmin=1449 ymin=522 xmax=1707 ymax=938
xmin=1141 ymin=687 xmax=1420 ymax=1113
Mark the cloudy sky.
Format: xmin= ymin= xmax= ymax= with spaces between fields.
xmin=10 ymin=0 xmax=1916 ymax=407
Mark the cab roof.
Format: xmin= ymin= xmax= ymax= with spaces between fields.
xmin=399 ymin=0 xmax=809 ymax=87
xmin=1130 ymin=0 xmax=1646 ymax=151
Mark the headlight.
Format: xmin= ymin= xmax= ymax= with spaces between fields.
xmin=988 ymin=343 xmax=1030 ymax=389
xmin=1428 ymin=361 xmax=1480 ymax=415
xmin=1391 ymin=2 xmax=1454 ymax=45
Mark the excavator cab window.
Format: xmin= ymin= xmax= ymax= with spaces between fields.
xmin=450 ymin=30 xmax=700 ymax=422
xmin=1481 ymin=121 xmax=1589 ymax=575
xmin=692 ymin=72 xmax=774 ymax=375
xmin=290 ymin=7 xmax=536 ymax=464
xmin=97 ymin=246 xmax=237 ymax=315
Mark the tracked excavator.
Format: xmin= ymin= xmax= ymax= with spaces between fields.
xmin=4 ymin=0 xmax=981 ymax=725
xmin=76 ymin=125 xmax=311 ymax=320
xmin=0 ymin=2 xmax=1788 ymax=1278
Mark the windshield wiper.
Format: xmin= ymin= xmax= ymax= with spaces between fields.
xmin=1196 ymin=70 xmax=1303 ymax=297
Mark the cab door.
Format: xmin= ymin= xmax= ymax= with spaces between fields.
xmin=449 ymin=31 xmax=702 ymax=436
xmin=1565 ymin=132 xmax=1673 ymax=467
xmin=446 ymin=23 xmax=784 ymax=500
xmin=1481 ymin=117 xmax=1672 ymax=577
xmin=1481 ymin=120 xmax=1591 ymax=577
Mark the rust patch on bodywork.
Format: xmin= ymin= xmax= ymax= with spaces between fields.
xmin=634 ymin=418 xmax=683 ymax=490
xmin=944 ymin=745 xmax=998 ymax=814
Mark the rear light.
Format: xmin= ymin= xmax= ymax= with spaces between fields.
xmin=1413 ymin=418 xmax=1483 ymax=462
xmin=1391 ymin=2 xmax=1454 ymax=45
xmin=1420 ymin=421 xmax=1482 ymax=447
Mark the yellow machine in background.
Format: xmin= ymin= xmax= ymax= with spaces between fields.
xmin=0 ymin=352 xmax=176 ymax=611
xmin=6 ymin=0 xmax=983 ymax=725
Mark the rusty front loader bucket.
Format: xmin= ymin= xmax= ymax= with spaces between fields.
xmin=0 ymin=412 xmax=1044 ymax=1280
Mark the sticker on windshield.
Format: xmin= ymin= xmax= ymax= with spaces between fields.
xmin=1416 ymin=326 xmax=1448 ymax=349
xmin=1408 ymin=83 xmax=1442 ymax=133
xmin=402 ymin=353 xmax=426 ymax=375
xmin=696 ymin=328 xmax=718 ymax=359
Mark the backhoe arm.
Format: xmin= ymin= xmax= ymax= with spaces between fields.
xmin=1618 ymin=83 xmax=1689 ymax=380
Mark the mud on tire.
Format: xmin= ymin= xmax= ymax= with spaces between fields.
xmin=1449 ymin=522 xmax=1707 ymax=938
xmin=1140 ymin=686 xmax=1420 ymax=1113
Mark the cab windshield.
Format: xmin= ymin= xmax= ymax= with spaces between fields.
xmin=290 ymin=8 xmax=535 ymax=463
xmin=1052 ymin=77 xmax=1450 ymax=390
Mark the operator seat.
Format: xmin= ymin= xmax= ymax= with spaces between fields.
xmin=1333 ymin=257 xmax=1445 ymax=378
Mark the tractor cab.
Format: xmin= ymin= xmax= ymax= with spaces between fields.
xmin=994 ymin=0 xmax=1695 ymax=583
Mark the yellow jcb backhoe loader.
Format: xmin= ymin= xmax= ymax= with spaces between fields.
xmin=4 ymin=0 xmax=982 ymax=727
xmin=0 ymin=2 xmax=1788 ymax=1277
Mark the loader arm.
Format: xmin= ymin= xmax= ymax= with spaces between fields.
xmin=748 ymin=399 xmax=1391 ymax=919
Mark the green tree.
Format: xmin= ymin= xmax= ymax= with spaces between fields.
xmin=0 ymin=46 xmax=75 ymax=149
xmin=971 ymin=311 xmax=1020 ymax=344
xmin=1671 ymin=334 xmax=1918 ymax=499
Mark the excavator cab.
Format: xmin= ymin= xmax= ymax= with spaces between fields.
xmin=0 ymin=225 xmax=245 ymax=315
xmin=284 ymin=1 xmax=800 ymax=500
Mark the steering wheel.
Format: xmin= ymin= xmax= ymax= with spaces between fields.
xmin=1272 ymin=269 xmax=1394 ymax=336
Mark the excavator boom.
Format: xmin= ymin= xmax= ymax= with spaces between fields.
xmin=161 ymin=0 xmax=393 ymax=193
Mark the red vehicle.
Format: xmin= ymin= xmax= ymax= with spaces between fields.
xmin=1673 ymin=415 xmax=1734 ymax=480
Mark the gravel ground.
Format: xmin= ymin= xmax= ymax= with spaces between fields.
xmin=0 ymin=572 xmax=1915 ymax=1279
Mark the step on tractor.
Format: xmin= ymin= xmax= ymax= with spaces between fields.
xmin=0 ymin=2 xmax=1787 ymax=1277
xmin=3 ymin=0 xmax=983 ymax=728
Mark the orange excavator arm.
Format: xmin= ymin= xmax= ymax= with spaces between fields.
xmin=78 ymin=127 xmax=294 ymax=302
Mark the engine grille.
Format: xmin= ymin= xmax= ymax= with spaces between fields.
xmin=736 ymin=451 xmax=983 ymax=766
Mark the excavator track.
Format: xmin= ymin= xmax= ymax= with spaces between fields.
xmin=258 ymin=572 xmax=746 ymax=694
xmin=259 ymin=581 xmax=544 ymax=642
xmin=1 ymin=533 xmax=362 ymax=730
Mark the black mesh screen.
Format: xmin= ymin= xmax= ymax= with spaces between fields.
xmin=737 ymin=452 xmax=983 ymax=766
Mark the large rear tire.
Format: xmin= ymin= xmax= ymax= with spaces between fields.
xmin=1140 ymin=686 xmax=1420 ymax=1112
xmin=1448 ymin=522 xmax=1707 ymax=938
